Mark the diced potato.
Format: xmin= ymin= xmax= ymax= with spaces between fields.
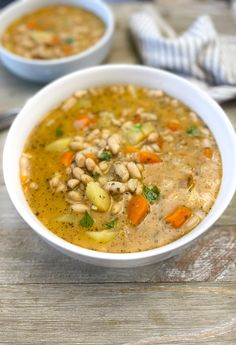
xmin=45 ymin=138 xmax=71 ymax=152
xmin=55 ymin=214 xmax=79 ymax=225
xmin=142 ymin=122 xmax=156 ymax=136
xmin=98 ymin=111 xmax=114 ymax=127
xmin=126 ymin=127 xmax=144 ymax=145
xmin=127 ymin=84 xmax=137 ymax=98
xmin=86 ymin=230 xmax=117 ymax=243
xmin=30 ymin=30 xmax=54 ymax=43
xmin=125 ymin=122 xmax=156 ymax=145
xmin=85 ymin=182 xmax=111 ymax=212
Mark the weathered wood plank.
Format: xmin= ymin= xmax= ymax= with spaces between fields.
xmin=0 ymin=283 xmax=235 ymax=344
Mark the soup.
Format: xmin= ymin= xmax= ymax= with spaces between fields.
xmin=20 ymin=85 xmax=222 ymax=253
xmin=2 ymin=5 xmax=105 ymax=59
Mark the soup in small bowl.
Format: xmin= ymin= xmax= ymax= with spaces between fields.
xmin=2 ymin=4 xmax=105 ymax=60
xmin=3 ymin=65 xmax=236 ymax=267
xmin=0 ymin=0 xmax=114 ymax=82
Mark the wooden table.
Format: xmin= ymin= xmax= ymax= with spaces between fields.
xmin=0 ymin=1 xmax=235 ymax=344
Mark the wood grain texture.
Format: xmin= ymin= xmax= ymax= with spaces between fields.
xmin=0 ymin=1 xmax=236 ymax=344
xmin=0 ymin=283 xmax=235 ymax=345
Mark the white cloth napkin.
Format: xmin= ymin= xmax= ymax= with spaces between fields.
xmin=129 ymin=11 xmax=236 ymax=102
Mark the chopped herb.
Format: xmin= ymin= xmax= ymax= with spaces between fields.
xmin=79 ymin=211 xmax=94 ymax=228
xmin=99 ymin=150 xmax=112 ymax=161
xmin=105 ymin=218 xmax=117 ymax=229
xmin=131 ymin=123 xmax=143 ymax=132
xmin=186 ymin=126 xmax=199 ymax=136
xmin=143 ymin=185 xmax=160 ymax=204
xmin=64 ymin=37 xmax=75 ymax=44
xmin=55 ymin=127 xmax=64 ymax=138
xmin=93 ymin=172 xmax=101 ymax=181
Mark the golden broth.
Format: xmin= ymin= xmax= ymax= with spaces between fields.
xmin=2 ymin=5 xmax=105 ymax=59
xmin=20 ymin=85 xmax=222 ymax=253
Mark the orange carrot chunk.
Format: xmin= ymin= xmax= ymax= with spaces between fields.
xmin=127 ymin=195 xmax=150 ymax=225
xmin=203 ymin=147 xmax=213 ymax=159
xmin=123 ymin=145 xmax=140 ymax=154
xmin=165 ymin=207 xmax=192 ymax=229
xmin=139 ymin=151 xmax=162 ymax=164
xmin=26 ymin=20 xmax=39 ymax=30
xmin=73 ymin=115 xmax=95 ymax=130
xmin=61 ymin=151 xmax=74 ymax=167
xmin=62 ymin=45 xmax=73 ymax=55
xmin=85 ymin=153 xmax=97 ymax=162
xmin=167 ymin=121 xmax=180 ymax=131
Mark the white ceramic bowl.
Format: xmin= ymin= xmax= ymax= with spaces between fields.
xmin=3 ymin=65 xmax=236 ymax=267
xmin=0 ymin=0 xmax=114 ymax=82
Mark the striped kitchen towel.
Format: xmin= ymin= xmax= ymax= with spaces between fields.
xmin=129 ymin=11 xmax=236 ymax=102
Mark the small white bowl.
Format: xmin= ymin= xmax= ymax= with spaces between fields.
xmin=0 ymin=0 xmax=114 ymax=82
xmin=3 ymin=65 xmax=236 ymax=267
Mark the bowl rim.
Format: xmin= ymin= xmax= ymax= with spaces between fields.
xmin=0 ymin=0 xmax=114 ymax=65
xmin=3 ymin=64 xmax=236 ymax=262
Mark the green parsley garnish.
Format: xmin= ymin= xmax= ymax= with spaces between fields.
xmin=64 ymin=37 xmax=75 ymax=44
xmin=131 ymin=123 xmax=143 ymax=132
xmin=55 ymin=127 xmax=64 ymax=138
xmin=186 ymin=126 xmax=199 ymax=136
xmin=79 ymin=211 xmax=94 ymax=228
xmin=143 ymin=185 xmax=160 ymax=204
xmin=99 ymin=150 xmax=112 ymax=161
xmin=105 ymin=218 xmax=117 ymax=229
xmin=93 ymin=172 xmax=101 ymax=181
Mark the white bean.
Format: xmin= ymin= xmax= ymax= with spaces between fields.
xmin=127 ymin=179 xmax=138 ymax=193
xmin=62 ymin=96 xmax=77 ymax=112
xmin=73 ymin=167 xmax=84 ymax=179
xmin=147 ymin=89 xmax=163 ymax=97
xmin=67 ymin=191 xmax=82 ymax=202
xmin=70 ymin=141 xmax=84 ymax=150
xmin=67 ymin=179 xmax=80 ymax=189
xmin=80 ymin=174 xmax=93 ymax=184
xmin=111 ymin=200 xmax=124 ymax=215
xmin=71 ymin=204 xmax=89 ymax=213
xmin=29 ymin=182 xmax=38 ymax=190
xmin=147 ymin=132 xmax=159 ymax=143
xmin=99 ymin=161 xmax=109 ymax=172
xmin=74 ymin=90 xmax=87 ymax=98
xmin=101 ymin=129 xmax=110 ymax=139
xmin=87 ymin=129 xmax=100 ymax=141
xmin=114 ymin=163 xmax=129 ymax=182
xmin=85 ymin=158 xmax=96 ymax=172
xmin=75 ymin=153 xmax=85 ymax=168
xmin=108 ymin=134 xmax=120 ymax=154
xmin=127 ymin=162 xmax=142 ymax=179
xmin=56 ymin=183 xmax=67 ymax=193
xmin=105 ymin=181 xmax=126 ymax=193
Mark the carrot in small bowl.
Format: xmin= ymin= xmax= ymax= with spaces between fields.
xmin=165 ymin=206 xmax=192 ymax=229
xmin=127 ymin=195 xmax=150 ymax=225
xmin=61 ymin=151 xmax=74 ymax=167
xmin=85 ymin=153 xmax=97 ymax=162
xmin=202 ymin=147 xmax=213 ymax=159
xmin=73 ymin=114 xmax=95 ymax=130
xmin=123 ymin=145 xmax=140 ymax=154
xmin=26 ymin=20 xmax=39 ymax=30
xmin=139 ymin=151 xmax=162 ymax=164
xmin=167 ymin=121 xmax=180 ymax=131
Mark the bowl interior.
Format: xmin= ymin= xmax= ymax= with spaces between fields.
xmin=3 ymin=65 xmax=236 ymax=262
